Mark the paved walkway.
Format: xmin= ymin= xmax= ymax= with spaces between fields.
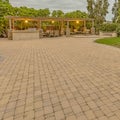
xmin=0 ymin=37 xmax=120 ymax=120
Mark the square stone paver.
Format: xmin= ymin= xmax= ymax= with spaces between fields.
xmin=0 ymin=37 xmax=120 ymax=120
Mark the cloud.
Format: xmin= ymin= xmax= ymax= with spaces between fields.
xmin=9 ymin=0 xmax=87 ymax=11
xmin=9 ymin=0 xmax=114 ymax=20
xmin=106 ymin=0 xmax=114 ymax=20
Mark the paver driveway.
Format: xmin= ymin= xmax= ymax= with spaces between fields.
xmin=0 ymin=37 xmax=120 ymax=120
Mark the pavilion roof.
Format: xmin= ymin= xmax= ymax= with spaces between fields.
xmin=6 ymin=16 xmax=94 ymax=21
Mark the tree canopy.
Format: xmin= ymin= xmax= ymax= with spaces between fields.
xmin=112 ymin=0 xmax=120 ymax=22
xmin=64 ymin=10 xmax=88 ymax=18
xmin=52 ymin=10 xmax=64 ymax=17
xmin=87 ymin=0 xmax=109 ymax=25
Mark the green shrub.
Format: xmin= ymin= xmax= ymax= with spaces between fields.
xmin=0 ymin=17 xmax=8 ymax=37
xmin=86 ymin=21 xmax=92 ymax=29
xmin=116 ymin=25 xmax=120 ymax=37
xmin=99 ymin=23 xmax=117 ymax=32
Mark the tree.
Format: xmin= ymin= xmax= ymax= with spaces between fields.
xmin=0 ymin=0 xmax=9 ymax=3
xmin=37 ymin=8 xmax=50 ymax=17
xmin=64 ymin=10 xmax=88 ymax=18
xmin=115 ymin=9 xmax=120 ymax=23
xmin=87 ymin=0 xmax=94 ymax=18
xmin=112 ymin=0 xmax=120 ymax=22
xmin=0 ymin=0 xmax=14 ymax=37
xmin=52 ymin=10 xmax=64 ymax=17
xmin=0 ymin=0 xmax=13 ymax=17
xmin=87 ymin=0 xmax=109 ymax=25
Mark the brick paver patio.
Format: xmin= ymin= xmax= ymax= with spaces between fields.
xmin=0 ymin=37 xmax=120 ymax=120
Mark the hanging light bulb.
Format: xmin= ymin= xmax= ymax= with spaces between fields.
xmin=25 ymin=20 xmax=28 ymax=23
xmin=51 ymin=20 xmax=55 ymax=24
xmin=76 ymin=20 xmax=79 ymax=24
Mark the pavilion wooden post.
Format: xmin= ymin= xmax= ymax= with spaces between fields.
xmin=37 ymin=20 xmax=40 ymax=30
xmin=12 ymin=19 xmax=14 ymax=30
xmin=39 ymin=20 xmax=43 ymax=38
xmin=92 ymin=20 xmax=94 ymax=27
xmin=40 ymin=20 xmax=41 ymax=29
xmin=20 ymin=21 xmax=22 ymax=30
xmin=91 ymin=20 xmax=95 ymax=35
xmin=66 ymin=21 xmax=70 ymax=37
xmin=57 ymin=21 xmax=60 ymax=36
xmin=37 ymin=20 xmax=42 ymax=30
xmin=9 ymin=19 xmax=12 ymax=30
xmin=84 ymin=20 xmax=87 ymax=33
xmin=8 ymin=18 xmax=12 ymax=40
xmin=61 ymin=20 xmax=64 ymax=36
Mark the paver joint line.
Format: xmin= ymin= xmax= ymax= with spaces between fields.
xmin=0 ymin=37 xmax=120 ymax=120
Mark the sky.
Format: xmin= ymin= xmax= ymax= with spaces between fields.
xmin=9 ymin=0 xmax=114 ymax=21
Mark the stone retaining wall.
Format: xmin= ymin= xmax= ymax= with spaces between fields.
xmin=99 ymin=31 xmax=117 ymax=37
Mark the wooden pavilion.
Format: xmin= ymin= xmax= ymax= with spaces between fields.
xmin=6 ymin=16 xmax=95 ymax=40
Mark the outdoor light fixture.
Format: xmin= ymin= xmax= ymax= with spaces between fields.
xmin=76 ymin=20 xmax=79 ymax=24
xmin=51 ymin=20 xmax=55 ymax=24
xmin=25 ymin=20 xmax=28 ymax=23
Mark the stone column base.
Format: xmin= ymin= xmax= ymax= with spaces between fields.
xmin=91 ymin=27 xmax=95 ymax=35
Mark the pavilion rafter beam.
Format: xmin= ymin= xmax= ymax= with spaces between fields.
xmin=5 ymin=16 xmax=94 ymax=22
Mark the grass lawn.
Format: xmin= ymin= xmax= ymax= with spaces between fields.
xmin=95 ymin=37 xmax=120 ymax=48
